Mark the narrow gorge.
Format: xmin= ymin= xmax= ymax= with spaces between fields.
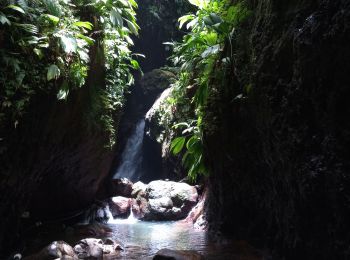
xmin=0 ymin=0 xmax=349 ymax=259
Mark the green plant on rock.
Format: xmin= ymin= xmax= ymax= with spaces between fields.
xmin=170 ymin=119 xmax=208 ymax=182
xmin=169 ymin=0 xmax=251 ymax=181
xmin=0 ymin=0 xmax=140 ymax=147
xmin=74 ymin=0 xmax=140 ymax=146
xmin=0 ymin=0 xmax=94 ymax=127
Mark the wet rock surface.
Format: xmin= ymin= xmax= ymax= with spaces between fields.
xmin=85 ymin=180 xmax=199 ymax=221
xmin=141 ymin=180 xmax=198 ymax=221
xmin=203 ymin=0 xmax=350 ymax=258
xmin=109 ymin=196 xmax=131 ymax=218
xmin=24 ymin=241 xmax=76 ymax=260
xmin=184 ymin=190 xmax=207 ymax=230
xmin=73 ymin=238 xmax=123 ymax=259
xmin=110 ymin=178 xmax=133 ymax=197
xmin=25 ymin=237 xmax=123 ymax=260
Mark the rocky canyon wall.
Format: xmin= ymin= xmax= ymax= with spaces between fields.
xmin=204 ymin=0 xmax=350 ymax=258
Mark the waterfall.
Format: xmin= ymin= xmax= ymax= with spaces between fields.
xmin=114 ymin=119 xmax=145 ymax=181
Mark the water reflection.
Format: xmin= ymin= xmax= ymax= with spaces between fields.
xmin=103 ymin=220 xmax=264 ymax=260
xmin=107 ymin=221 xmax=207 ymax=258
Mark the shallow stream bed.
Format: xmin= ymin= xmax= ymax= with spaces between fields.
xmin=23 ymin=219 xmax=264 ymax=259
xmin=93 ymin=220 xmax=262 ymax=259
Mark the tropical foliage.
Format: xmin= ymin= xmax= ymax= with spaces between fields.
xmin=0 ymin=0 xmax=139 ymax=146
xmin=169 ymin=0 xmax=251 ymax=181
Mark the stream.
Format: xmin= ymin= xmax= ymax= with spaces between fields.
xmin=105 ymin=220 xmax=207 ymax=259
xmin=85 ymin=218 xmax=262 ymax=259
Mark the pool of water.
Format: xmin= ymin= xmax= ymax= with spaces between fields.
xmin=101 ymin=220 xmax=263 ymax=260
xmin=106 ymin=221 xmax=206 ymax=259
xmin=23 ymin=219 xmax=264 ymax=259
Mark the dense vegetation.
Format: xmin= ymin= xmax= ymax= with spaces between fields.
xmin=0 ymin=0 xmax=140 ymax=147
xmin=168 ymin=0 xmax=251 ymax=181
xmin=0 ymin=0 xmax=349 ymax=259
xmin=0 ymin=0 xmax=141 ymax=255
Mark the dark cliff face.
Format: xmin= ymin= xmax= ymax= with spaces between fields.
xmin=0 ymin=35 xmax=116 ymax=256
xmin=133 ymin=0 xmax=192 ymax=72
xmin=204 ymin=0 xmax=350 ymax=258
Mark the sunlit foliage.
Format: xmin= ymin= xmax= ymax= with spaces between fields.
xmin=169 ymin=0 xmax=251 ymax=181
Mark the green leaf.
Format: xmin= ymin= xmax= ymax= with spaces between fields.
xmin=57 ymin=81 xmax=69 ymax=100
xmin=33 ymin=48 xmax=44 ymax=59
xmin=6 ymin=5 xmax=25 ymax=14
xmin=125 ymin=19 xmax=139 ymax=36
xmin=60 ymin=35 xmax=77 ymax=53
xmin=78 ymin=49 xmax=89 ymax=63
xmin=209 ymin=13 xmax=222 ymax=24
xmin=186 ymin=136 xmax=200 ymax=152
xmin=124 ymin=35 xmax=134 ymax=45
xmin=178 ymin=14 xmax=194 ymax=29
xmin=173 ymin=122 xmax=190 ymax=129
xmin=47 ymin=64 xmax=60 ymax=81
xmin=76 ymin=34 xmax=94 ymax=45
xmin=130 ymin=59 xmax=140 ymax=70
xmin=0 ymin=12 xmax=11 ymax=25
xmin=13 ymin=23 xmax=38 ymax=34
xmin=171 ymin=137 xmax=186 ymax=155
xmin=188 ymin=0 xmax=201 ymax=7
xmin=119 ymin=0 xmax=130 ymax=8
xmin=57 ymin=89 xmax=69 ymax=100
xmin=188 ymin=0 xmax=208 ymax=9
xmin=43 ymin=14 xmax=60 ymax=25
xmin=110 ymin=8 xmax=123 ymax=27
xmin=201 ymin=44 xmax=220 ymax=58
xmin=73 ymin=21 xmax=93 ymax=30
xmin=128 ymin=0 xmax=138 ymax=8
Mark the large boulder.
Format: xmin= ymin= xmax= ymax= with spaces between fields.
xmin=24 ymin=241 xmax=76 ymax=260
xmin=132 ymin=196 xmax=149 ymax=219
xmin=73 ymin=238 xmax=123 ymax=259
xmin=143 ymin=180 xmax=198 ymax=220
xmin=131 ymin=181 xmax=148 ymax=198
xmin=110 ymin=178 xmax=133 ymax=197
xmin=109 ymin=196 xmax=131 ymax=218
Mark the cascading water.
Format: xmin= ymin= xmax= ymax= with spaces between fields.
xmin=107 ymin=203 xmax=138 ymax=224
xmin=113 ymin=119 xmax=145 ymax=181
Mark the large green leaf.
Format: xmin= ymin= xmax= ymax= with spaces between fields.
xmin=201 ymin=44 xmax=220 ymax=58
xmin=6 ymin=5 xmax=25 ymax=14
xmin=13 ymin=23 xmax=38 ymax=34
xmin=178 ymin=14 xmax=194 ymax=29
xmin=128 ymin=0 xmax=138 ymax=8
xmin=60 ymin=35 xmax=77 ymax=53
xmin=110 ymin=8 xmax=123 ymax=27
xmin=125 ymin=19 xmax=139 ymax=36
xmin=47 ymin=64 xmax=60 ymax=81
xmin=42 ymin=14 xmax=60 ymax=25
xmin=57 ymin=80 xmax=69 ymax=100
xmin=0 ymin=12 xmax=11 ymax=25
xmin=73 ymin=21 xmax=93 ymax=30
xmin=188 ymin=0 xmax=208 ymax=9
xmin=171 ymin=137 xmax=186 ymax=155
xmin=76 ymin=34 xmax=94 ymax=45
